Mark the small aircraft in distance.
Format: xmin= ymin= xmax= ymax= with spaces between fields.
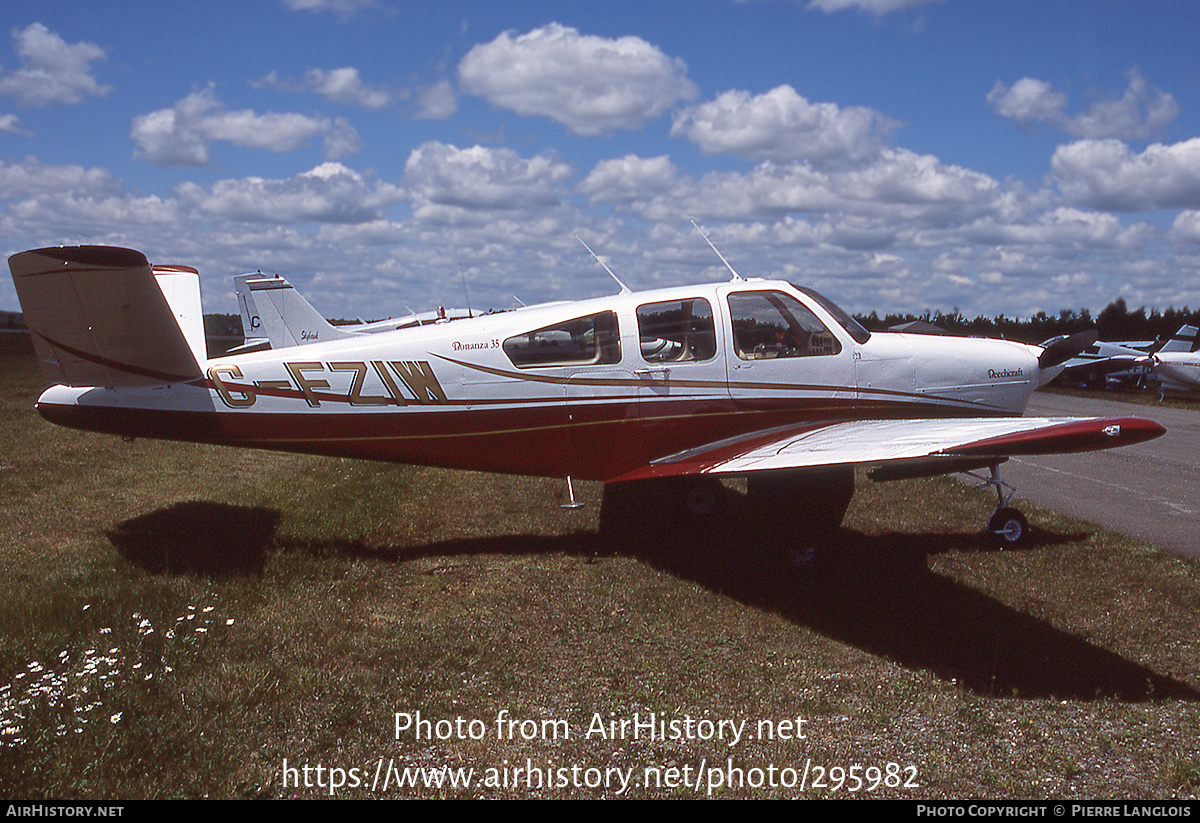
xmin=9 ymin=244 xmax=1166 ymax=550
xmin=1150 ymin=325 xmax=1200 ymax=394
xmin=1044 ymin=324 xmax=1200 ymax=395
xmin=231 ymin=271 xmax=473 ymax=355
xmin=1040 ymin=334 xmax=1155 ymax=390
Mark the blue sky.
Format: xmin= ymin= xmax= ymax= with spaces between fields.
xmin=3 ymin=0 xmax=1200 ymax=322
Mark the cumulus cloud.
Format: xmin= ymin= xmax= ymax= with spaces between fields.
xmin=404 ymin=142 xmax=573 ymax=217
xmin=457 ymin=23 xmax=696 ymax=136
xmin=279 ymin=0 xmax=379 ymax=19
xmin=1052 ymin=137 xmax=1200 ymax=211
xmin=259 ymin=67 xmax=394 ymax=109
xmin=130 ymin=85 xmax=362 ymax=165
xmin=416 ymin=80 xmax=457 ymax=120
xmin=627 ymin=87 xmax=1005 ymax=253
xmin=0 ymin=158 xmax=180 ymax=242
xmin=988 ymin=70 xmax=1178 ymax=139
xmin=671 ymin=85 xmax=897 ymax=164
xmin=0 ymin=23 xmax=111 ymax=106
xmin=579 ymin=155 xmax=678 ymax=203
xmin=616 ymin=147 xmax=1001 ymax=227
xmin=806 ymin=0 xmax=942 ymax=14
xmin=0 ymin=113 xmax=26 ymax=135
xmin=302 ymin=67 xmax=392 ymax=108
xmin=850 ymin=149 xmax=1003 ymax=209
xmin=960 ymin=207 xmax=1142 ymax=251
xmin=0 ymin=156 xmax=123 ymax=200
xmin=1169 ymin=211 xmax=1200 ymax=245
xmin=174 ymin=162 xmax=402 ymax=223
xmin=986 ymin=78 xmax=1067 ymax=125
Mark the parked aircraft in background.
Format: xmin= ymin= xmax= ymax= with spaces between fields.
xmin=1042 ymin=334 xmax=1155 ymax=390
xmin=232 ymin=271 xmax=471 ymax=355
xmin=10 ymin=245 xmax=1166 ymax=550
xmin=1151 ymin=325 xmax=1200 ymax=393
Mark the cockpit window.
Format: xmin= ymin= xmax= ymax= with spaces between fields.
xmin=503 ymin=311 xmax=621 ymax=368
xmin=727 ymin=291 xmax=842 ymax=360
xmin=791 ymin=285 xmax=871 ymax=344
xmin=636 ymin=298 xmax=717 ymax=363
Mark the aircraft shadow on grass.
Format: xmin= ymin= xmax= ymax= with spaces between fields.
xmin=106 ymin=493 xmax=1198 ymax=703
xmin=106 ymin=500 xmax=280 ymax=577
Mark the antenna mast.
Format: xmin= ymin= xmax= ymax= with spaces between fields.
xmin=458 ymin=262 xmax=473 ymax=318
xmin=576 ymin=235 xmax=632 ymax=295
xmin=691 ymin=219 xmax=744 ymax=281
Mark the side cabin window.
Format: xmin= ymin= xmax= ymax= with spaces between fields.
xmin=636 ymin=298 xmax=717 ymax=363
xmin=503 ymin=311 xmax=621 ymax=368
xmin=727 ymin=291 xmax=842 ymax=360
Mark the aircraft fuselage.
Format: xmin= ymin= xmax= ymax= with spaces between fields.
xmin=36 ymin=279 xmax=1042 ymax=482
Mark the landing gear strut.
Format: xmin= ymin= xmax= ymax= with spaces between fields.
xmin=964 ymin=463 xmax=1030 ymax=547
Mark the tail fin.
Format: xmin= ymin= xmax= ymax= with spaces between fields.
xmin=1158 ymin=325 xmax=1200 ymax=354
xmin=232 ymin=272 xmax=352 ymax=350
xmin=9 ymin=246 xmax=204 ymax=387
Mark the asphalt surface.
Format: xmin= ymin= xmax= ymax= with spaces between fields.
xmin=998 ymin=392 xmax=1200 ymax=558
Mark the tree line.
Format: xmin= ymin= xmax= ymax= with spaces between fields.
xmin=854 ymin=298 xmax=1200 ymax=345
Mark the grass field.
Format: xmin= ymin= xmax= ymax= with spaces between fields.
xmin=1 ymin=332 xmax=1198 ymax=799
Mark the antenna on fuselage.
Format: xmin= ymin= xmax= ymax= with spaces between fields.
xmin=458 ymin=262 xmax=473 ymax=318
xmin=691 ymin=219 xmax=744 ymax=282
xmin=575 ymin=235 xmax=632 ymax=295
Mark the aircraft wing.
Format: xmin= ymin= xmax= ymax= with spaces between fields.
xmin=607 ymin=416 xmax=1165 ymax=482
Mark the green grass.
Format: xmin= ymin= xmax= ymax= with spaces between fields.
xmin=1 ymin=333 xmax=1199 ymax=798
xmin=1041 ymin=383 xmax=1200 ymax=411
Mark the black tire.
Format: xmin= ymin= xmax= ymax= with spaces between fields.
xmin=987 ymin=506 xmax=1029 ymax=546
xmin=682 ymin=477 xmax=723 ymax=520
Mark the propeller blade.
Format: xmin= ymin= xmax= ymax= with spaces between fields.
xmin=1038 ymin=329 xmax=1099 ymax=370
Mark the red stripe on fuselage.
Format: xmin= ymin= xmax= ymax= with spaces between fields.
xmin=37 ymin=394 xmax=892 ymax=480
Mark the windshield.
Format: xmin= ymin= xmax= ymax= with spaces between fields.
xmin=791 ymin=285 xmax=871 ymax=344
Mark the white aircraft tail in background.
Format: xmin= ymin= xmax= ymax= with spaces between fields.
xmin=233 ymin=271 xmax=472 ymax=354
xmin=1152 ymin=325 xmax=1200 ymax=392
xmin=233 ymin=272 xmax=354 ymax=354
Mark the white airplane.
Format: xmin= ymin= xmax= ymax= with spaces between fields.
xmin=1150 ymin=325 xmax=1200 ymax=393
xmin=9 ymin=245 xmax=1167 ymax=549
xmin=232 ymin=271 xmax=471 ymax=355
xmin=1041 ymin=334 xmax=1155 ymax=390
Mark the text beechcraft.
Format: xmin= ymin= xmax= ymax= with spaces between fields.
xmin=9 ymin=245 xmax=1165 ymax=549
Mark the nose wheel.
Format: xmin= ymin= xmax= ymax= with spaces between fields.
xmin=965 ymin=462 xmax=1031 ymax=547
xmin=986 ymin=506 xmax=1028 ymax=545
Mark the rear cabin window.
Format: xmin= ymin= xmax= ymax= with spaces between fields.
xmin=503 ymin=311 xmax=621 ymax=368
xmin=636 ymin=298 xmax=717 ymax=363
xmin=727 ymin=291 xmax=842 ymax=360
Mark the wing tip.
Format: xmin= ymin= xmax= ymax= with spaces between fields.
xmin=947 ymin=416 xmax=1165 ymax=457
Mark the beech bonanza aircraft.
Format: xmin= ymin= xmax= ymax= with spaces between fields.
xmin=9 ymin=245 xmax=1166 ymax=549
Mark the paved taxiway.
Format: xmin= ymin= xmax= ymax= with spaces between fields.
xmin=1000 ymin=393 xmax=1199 ymax=558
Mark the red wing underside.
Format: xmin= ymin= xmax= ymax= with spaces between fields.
xmin=607 ymin=416 xmax=1165 ymax=483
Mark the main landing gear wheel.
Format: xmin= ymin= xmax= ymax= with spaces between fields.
xmin=987 ymin=506 xmax=1028 ymax=546
xmin=683 ymin=478 xmax=722 ymax=520
xmin=783 ymin=546 xmax=818 ymax=570
xmin=962 ymin=462 xmax=1032 ymax=547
